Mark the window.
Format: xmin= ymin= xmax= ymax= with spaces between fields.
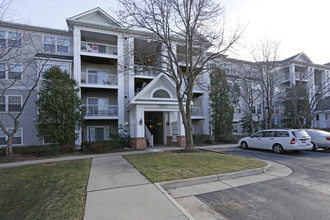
xmin=233 ymin=124 xmax=239 ymax=133
xmin=0 ymin=129 xmax=5 ymax=145
xmin=8 ymin=64 xmax=21 ymax=80
xmin=44 ymin=36 xmax=56 ymax=52
xmin=276 ymin=131 xmax=289 ymax=137
xmin=263 ymin=131 xmax=275 ymax=137
xmin=257 ymin=105 xmax=262 ymax=114
xmin=8 ymin=32 xmax=22 ymax=48
xmin=273 ymin=105 xmax=280 ymax=115
xmin=44 ymin=36 xmax=69 ymax=54
xmin=251 ymin=132 xmax=263 ymax=138
xmin=0 ymin=30 xmax=5 ymax=46
xmin=41 ymin=64 xmax=69 ymax=79
xmin=87 ymin=97 xmax=108 ymax=116
xmin=57 ymin=38 xmax=69 ymax=53
xmin=87 ymin=70 xmax=107 ymax=84
xmin=88 ymin=127 xmax=109 ymax=142
xmin=153 ymin=89 xmax=170 ymax=98
xmin=0 ymin=63 xmax=5 ymax=79
xmin=0 ymin=128 xmax=22 ymax=145
xmin=0 ymin=96 xmax=4 ymax=112
xmin=8 ymin=96 xmax=21 ymax=112
xmin=9 ymin=128 xmax=22 ymax=145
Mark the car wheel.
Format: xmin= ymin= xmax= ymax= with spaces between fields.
xmin=311 ymin=142 xmax=317 ymax=151
xmin=273 ymin=144 xmax=284 ymax=154
xmin=241 ymin=141 xmax=248 ymax=150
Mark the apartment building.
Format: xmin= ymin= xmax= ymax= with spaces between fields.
xmin=0 ymin=8 xmax=210 ymax=149
xmin=1 ymin=8 xmax=329 ymax=149
xmin=225 ymin=52 xmax=330 ymax=134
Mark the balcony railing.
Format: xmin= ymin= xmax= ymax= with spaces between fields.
xmin=134 ymin=65 xmax=159 ymax=76
xmin=191 ymin=107 xmax=205 ymax=117
xmin=81 ymin=72 xmax=117 ymax=86
xmin=83 ymin=104 xmax=118 ymax=117
xmin=81 ymin=41 xmax=117 ymax=56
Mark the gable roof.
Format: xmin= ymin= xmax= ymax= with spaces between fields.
xmin=125 ymin=73 xmax=183 ymax=110
xmin=66 ymin=7 xmax=122 ymax=29
xmin=315 ymin=96 xmax=330 ymax=112
xmin=277 ymin=52 xmax=313 ymax=65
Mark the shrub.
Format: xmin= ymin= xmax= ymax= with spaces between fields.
xmin=81 ymin=133 xmax=129 ymax=153
xmin=193 ymin=134 xmax=211 ymax=144
xmin=60 ymin=144 xmax=76 ymax=153
xmin=0 ymin=145 xmax=60 ymax=157
xmin=204 ymin=139 xmax=215 ymax=145
xmin=218 ymin=135 xmax=246 ymax=144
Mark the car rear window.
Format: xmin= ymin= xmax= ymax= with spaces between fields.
xmin=292 ymin=130 xmax=309 ymax=138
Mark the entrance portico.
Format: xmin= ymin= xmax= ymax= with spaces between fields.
xmin=125 ymin=73 xmax=186 ymax=149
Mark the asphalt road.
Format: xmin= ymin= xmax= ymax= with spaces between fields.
xmin=196 ymin=149 xmax=330 ymax=220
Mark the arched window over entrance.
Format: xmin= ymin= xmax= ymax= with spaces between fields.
xmin=153 ymin=89 xmax=170 ymax=98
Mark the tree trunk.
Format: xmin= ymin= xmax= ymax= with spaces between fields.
xmin=6 ymin=135 xmax=13 ymax=156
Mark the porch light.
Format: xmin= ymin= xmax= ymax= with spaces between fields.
xmin=139 ymin=118 xmax=143 ymax=125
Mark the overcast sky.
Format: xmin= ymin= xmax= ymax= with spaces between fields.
xmin=6 ymin=0 xmax=330 ymax=64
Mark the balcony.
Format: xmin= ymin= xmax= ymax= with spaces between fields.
xmin=134 ymin=65 xmax=159 ymax=77
xmin=81 ymin=72 xmax=117 ymax=87
xmin=295 ymin=72 xmax=308 ymax=82
xmin=191 ymin=107 xmax=205 ymax=118
xmin=83 ymin=104 xmax=118 ymax=118
xmin=81 ymin=41 xmax=117 ymax=58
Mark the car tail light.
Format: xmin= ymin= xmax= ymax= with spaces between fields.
xmin=326 ymin=137 xmax=330 ymax=141
xmin=290 ymin=138 xmax=295 ymax=144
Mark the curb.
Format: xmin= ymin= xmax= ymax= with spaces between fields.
xmin=160 ymin=162 xmax=271 ymax=190
xmin=154 ymin=183 xmax=195 ymax=220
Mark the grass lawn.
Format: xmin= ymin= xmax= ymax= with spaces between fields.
xmin=0 ymin=159 xmax=91 ymax=220
xmin=123 ymin=151 xmax=267 ymax=182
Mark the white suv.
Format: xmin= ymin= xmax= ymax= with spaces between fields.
xmin=239 ymin=129 xmax=312 ymax=153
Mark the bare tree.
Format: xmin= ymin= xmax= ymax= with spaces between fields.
xmin=0 ymin=1 xmax=57 ymax=155
xmin=282 ymin=65 xmax=330 ymax=128
xmin=252 ymin=39 xmax=281 ymax=129
xmin=234 ymin=64 xmax=263 ymax=133
xmin=117 ymin=0 xmax=242 ymax=149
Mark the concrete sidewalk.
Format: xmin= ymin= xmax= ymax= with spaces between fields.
xmin=84 ymin=154 xmax=190 ymax=220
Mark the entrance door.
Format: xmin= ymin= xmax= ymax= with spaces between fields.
xmin=145 ymin=112 xmax=164 ymax=145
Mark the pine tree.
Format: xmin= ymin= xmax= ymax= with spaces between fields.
xmin=35 ymin=66 xmax=85 ymax=146
xmin=209 ymin=68 xmax=235 ymax=141
xmin=281 ymin=83 xmax=312 ymax=128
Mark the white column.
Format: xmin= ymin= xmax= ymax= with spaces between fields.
xmin=129 ymin=108 xmax=136 ymax=138
xmin=136 ymin=106 xmax=145 ymax=138
xmin=163 ymin=112 xmax=168 ymax=145
xmin=128 ymin=37 xmax=135 ymax=100
xmin=73 ymin=27 xmax=82 ymax=147
xmin=177 ymin=111 xmax=185 ymax=136
xmin=117 ymin=35 xmax=125 ymax=127
xmin=289 ymin=64 xmax=295 ymax=87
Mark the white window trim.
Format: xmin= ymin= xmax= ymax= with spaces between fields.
xmin=87 ymin=69 xmax=108 ymax=74
xmin=40 ymin=63 xmax=70 ymax=80
xmin=1 ymin=95 xmax=23 ymax=113
xmin=0 ymin=63 xmax=22 ymax=80
xmin=0 ymin=30 xmax=23 ymax=48
xmin=87 ymin=97 xmax=109 ymax=105
xmin=0 ymin=127 xmax=23 ymax=146
xmin=43 ymin=35 xmax=70 ymax=54
xmin=8 ymin=63 xmax=22 ymax=81
xmin=8 ymin=31 xmax=23 ymax=48
xmin=87 ymin=126 xmax=109 ymax=142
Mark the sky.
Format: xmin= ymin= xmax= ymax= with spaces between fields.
xmin=5 ymin=0 xmax=330 ymax=64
